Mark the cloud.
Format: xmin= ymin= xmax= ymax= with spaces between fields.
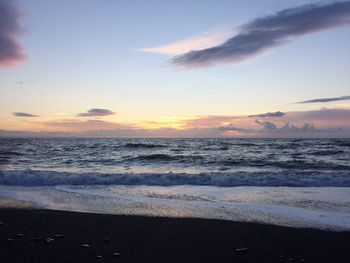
xmin=218 ymin=122 xmax=315 ymax=133
xmin=297 ymin=95 xmax=350 ymax=104
xmin=255 ymin=120 xmax=315 ymax=132
xmin=280 ymin=123 xmax=316 ymax=132
xmin=45 ymin=119 xmax=126 ymax=131
xmin=255 ymin=120 xmax=277 ymax=130
xmin=248 ymin=111 xmax=285 ymax=118
xmin=0 ymin=127 xmax=224 ymax=138
xmin=286 ymin=108 xmax=350 ymax=123
xmin=5 ymin=108 xmax=350 ymax=138
xmin=0 ymin=0 xmax=25 ymax=68
xmin=77 ymin=108 xmax=115 ymax=117
xmin=182 ymin=108 xmax=350 ymax=137
xmin=218 ymin=121 xmax=333 ymax=138
xmin=138 ymin=28 xmax=233 ymax=55
xmin=13 ymin=112 xmax=39 ymax=117
xmin=171 ymin=1 xmax=350 ymax=68
xmin=181 ymin=108 xmax=350 ymax=131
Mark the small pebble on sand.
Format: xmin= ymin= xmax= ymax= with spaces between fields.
xmin=45 ymin=238 xmax=55 ymax=243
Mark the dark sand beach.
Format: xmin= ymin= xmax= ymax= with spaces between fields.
xmin=0 ymin=208 xmax=349 ymax=263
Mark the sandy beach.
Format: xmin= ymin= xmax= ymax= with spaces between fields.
xmin=1 ymin=208 xmax=349 ymax=263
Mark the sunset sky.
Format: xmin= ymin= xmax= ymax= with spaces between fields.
xmin=1 ymin=0 xmax=350 ymax=137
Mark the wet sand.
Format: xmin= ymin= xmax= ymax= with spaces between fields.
xmin=0 ymin=208 xmax=349 ymax=262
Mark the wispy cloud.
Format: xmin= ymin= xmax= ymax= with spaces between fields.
xmin=138 ymin=28 xmax=232 ymax=55
xmin=171 ymin=1 xmax=350 ymax=68
xmin=286 ymin=108 xmax=350 ymax=124
xmin=77 ymin=108 xmax=115 ymax=117
xmin=297 ymin=95 xmax=350 ymax=104
xmin=0 ymin=0 xmax=25 ymax=68
xmin=46 ymin=119 xmax=126 ymax=131
xmin=248 ymin=111 xmax=285 ymax=118
xmin=13 ymin=112 xmax=39 ymax=117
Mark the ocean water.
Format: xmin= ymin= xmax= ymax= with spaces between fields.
xmin=0 ymin=138 xmax=349 ymax=230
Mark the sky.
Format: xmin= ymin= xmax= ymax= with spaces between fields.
xmin=1 ymin=0 xmax=350 ymax=138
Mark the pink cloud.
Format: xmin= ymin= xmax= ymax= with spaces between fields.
xmin=45 ymin=120 xmax=130 ymax=132
xmin=138 ymin=27 xmax=232 ymax=55
xmin=0 ymin=0 xmax=25 ymax=68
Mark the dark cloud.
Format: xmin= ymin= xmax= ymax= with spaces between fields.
xmin=0 ymin=0 xmax=25 ymax=68
xmin=172 ymin=1 xmax=350 ymax=68
xmin=255 ymin=120 xmax=316 ymax=132
xmin=13 ymin=112 xmax=39 ymax=117
xmin=218 ymin=121 xmax=323 ymax=138
xmin=77 ymin=108 xmax=115 ymax=117
xmin=248 ymin=111 xmax=285 ymax=118
xmin=297 ymin=95 xmax=350 ymax=104
xmin=255 ymin=120 xmax=277 ymax=130
xmin=280 ymin=123 xmax=316 ymax=132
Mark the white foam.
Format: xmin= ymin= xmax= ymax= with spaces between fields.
xmin=0 ymin=185 xmax=349 ymax=230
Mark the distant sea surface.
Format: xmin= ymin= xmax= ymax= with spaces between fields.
xmin=1 ymin=138 xmax=350 ymax=230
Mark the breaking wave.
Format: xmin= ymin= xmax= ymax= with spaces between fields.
xmin=0 ymin=169 xmax=349 ymax=187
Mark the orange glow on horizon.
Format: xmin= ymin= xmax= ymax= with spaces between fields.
xmin=136 ymin=116 xmax=194 ymax=130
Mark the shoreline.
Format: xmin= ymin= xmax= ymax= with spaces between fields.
xmin=1 ymin=184 xmax=350 ymax=231
xmin=1 ymin=208 xmax=350 ymax=262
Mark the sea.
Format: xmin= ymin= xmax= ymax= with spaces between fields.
xmin=0 ymin=138 xmax=349 ymax=230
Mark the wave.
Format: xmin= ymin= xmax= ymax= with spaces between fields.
xmin=128 ymin=154 xmax=204 ymax=163
xmin=0 ymin=158 xmax=10 ymax=164
xmin=234 ymin=143 xmax=258 ymax=147
xmin=310 ymin=150 xmax=345 ymax=156
xmin=0 ymin=169 xmax=349 ymax=187
xmin=202 ymin=146 xmax=230 ymax=151
xmin=217 ymin=158 xmax=350 ymax=170
xmin=0 ymin=151 xmax=24 ymax=156
xmin=124 ymin=143 xmax=167 ymax=149
xmin=338 ymin=142 xmax=350 ymax=147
